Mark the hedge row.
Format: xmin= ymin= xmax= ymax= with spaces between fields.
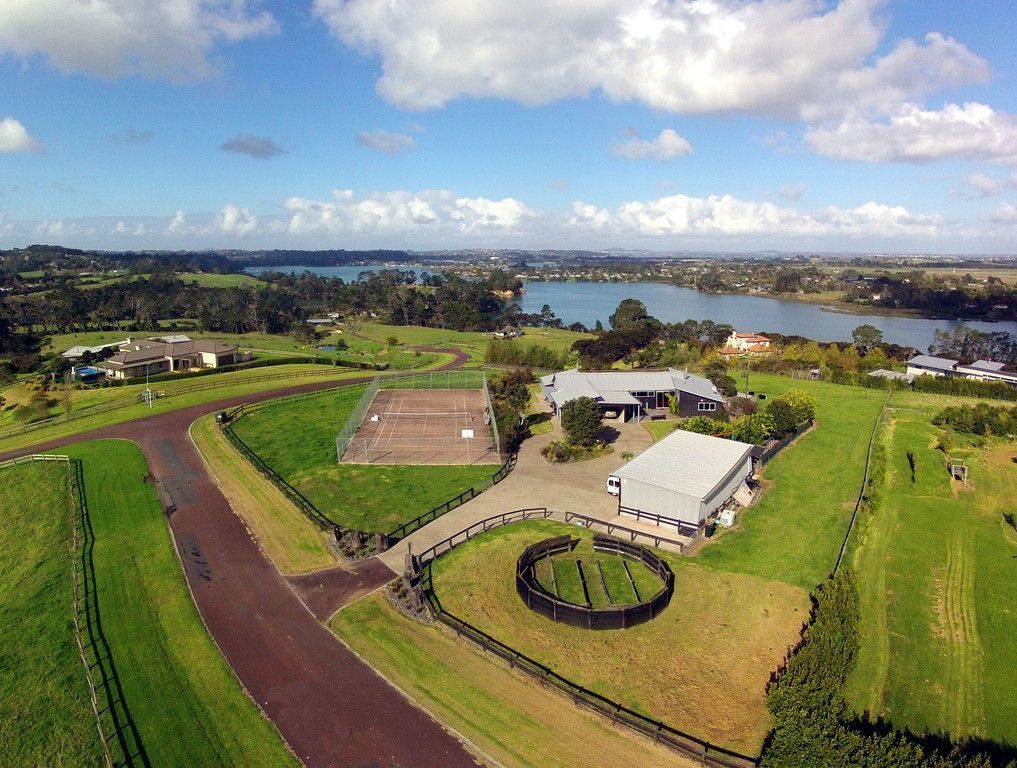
xmin=762 ymin=570 xmax=1013 ymax=768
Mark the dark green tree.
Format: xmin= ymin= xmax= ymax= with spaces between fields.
xmin=852 ymin=323 xmax=884 ymax=353
xmin=561 ymin=396 xmax=602 ymax=447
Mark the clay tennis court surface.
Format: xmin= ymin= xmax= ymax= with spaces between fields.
xmin=341 ymin=388 xmax=501 ymax=465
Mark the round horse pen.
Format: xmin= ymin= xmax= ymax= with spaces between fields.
xmin=335 ymin=371 xmax=502 ymax=465
xmin=516 ymin=533 xmax=674 ymax=630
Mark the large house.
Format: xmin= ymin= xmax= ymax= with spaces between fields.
xmin=540 ymin=368 xmax=725 ymax=422
xmin=101 ymin=337 xmax=238 ymax=380
xmin=719 ymin=331 xmax=771 ymax=358
xmin=905 ymin=354 xmax=1017 ymax=387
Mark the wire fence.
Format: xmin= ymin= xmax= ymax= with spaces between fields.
xmin=334 ymin=376 xmax=382 ymax=461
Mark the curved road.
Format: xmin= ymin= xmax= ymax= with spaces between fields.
xmin=1 ymin=354 xmax=484 ymax=768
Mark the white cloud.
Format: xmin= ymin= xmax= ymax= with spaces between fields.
xmin=806 ymin=103 xmax=1017 ymax=164
xmin=964 ymin=171 xmax=1017 ymax=198
xmin=313 ymin=0 xmax=986 ymax=120
xmin=550 ymin=178 xmax=569 ymax=191
xmin=216 ymin=204 xmax=258 ymax=235
xmin=565 ymin=192 xmax=939 ymax=238
xmin=0 ymin=1 xmax=278 ymax=82
xmin=992 ymin=203 xmax=1017 ymax=223
xmin=613 ymin=129 xmax=691 ymax=160
xmin=0 ymin=117 xmax=42 ymax=153
xmin=284 ymin=188 xmax=535 ymax=236
xmin=165 ymin=210 xmax=188 ymax=234
xmin=356 ymin=129 xmax=416 ymax=154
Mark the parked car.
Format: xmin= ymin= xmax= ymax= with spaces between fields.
xmin=607 ymin=475 xmax=620 ymax=496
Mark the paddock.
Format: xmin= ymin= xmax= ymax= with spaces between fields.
xmin=340 ymin=388 xmax=500 ymax=465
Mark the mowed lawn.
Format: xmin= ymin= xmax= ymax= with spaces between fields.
xmin=430 ymin=520 xmax=809 ymax=754
xmin=846 ymin=391 xmax=1017 ymax=747
xmin=694 ymin=374 xmax=887 ymax=589
xmin=230 ymin=385 xmax=496 ymax=532
xmin=0 ymin=461 xmax=105 ymax=767
xmin=60 ymin=440 xmax=296 ymax=766
xmin=332 ymin=594 xmax=701 ymax=768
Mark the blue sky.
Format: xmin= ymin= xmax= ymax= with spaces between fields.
xmin=1 ymin=0 xmax=1016 ymax=254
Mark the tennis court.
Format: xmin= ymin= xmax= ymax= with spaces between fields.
xmin=340 ymin=389 xmax=501 ymax=465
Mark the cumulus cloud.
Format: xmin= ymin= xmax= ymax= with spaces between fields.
xmin=356 ymin=129 xmax=416 ymax=154
xmin=806 ymin=103 xmax=1017 ymax=164
xmin=0 ymin=1 xmax=278 ymax=82
xmin=284 ymin=188 xmax=535 ymax=236
xmin=0 ymin=117 xmax=42 ymax=153
xmin=778 ymin=182 xmax=807 ymax=201
xmin=613 ymin=129 xmax=691 ymax=160
xmin=220 ymin=134 xmax=286 ymax=159
xmin=313 ymin=0 xmax=986 ymax=120
xmin=992 ymin=203 xmax=1017 ymax=224
xmin=165 ymin=210 xmax=188 ymax=234
xmin=216 ymin=203 xmax=258 ymax=235
xmin=565 ymin=192 xmax=940 ymax=239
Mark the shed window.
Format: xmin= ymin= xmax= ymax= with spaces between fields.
xmin=697 ymin=401 xmax=718 ymax=412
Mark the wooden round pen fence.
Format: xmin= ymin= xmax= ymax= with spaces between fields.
xmin=516 ymin=533 xmax=674 ymax=630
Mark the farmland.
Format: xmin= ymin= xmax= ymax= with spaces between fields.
xmin=229 ymin=384 xmax=496 ymax=532
xmin=846 ymin=389 xmax=1017 ymax=747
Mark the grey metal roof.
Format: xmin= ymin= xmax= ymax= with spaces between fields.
xmin=962 ymin=360 xmax=1006 ymax=372
xmin=867 ymin=369 xmax=914 ymax=382
xmin=907 ymin=355 xmax=958 ymax=372
xmin=542 ymin=368 xmax=722 ymax=409
xmin=613 ymin=429 xmax=754 ymax=501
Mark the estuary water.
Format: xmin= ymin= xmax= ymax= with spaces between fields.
xmin=247 ymin=266 xmax=1017 ymax=350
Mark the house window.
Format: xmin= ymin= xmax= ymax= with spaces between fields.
xmin=697 ymin=401 xmax=717 ymax=412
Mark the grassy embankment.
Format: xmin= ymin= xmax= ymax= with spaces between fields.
xmin=0 ymin=461 xmax=104 ymax=766
xmin=190 ymin=415 xmax=336 ymax=573
xmin=331 ymin=594 xmax=701 ymax=768
xmin=230 ymin=383 xmax=495 ymax=533
xmin=1 ymin=442 xmax=297 ymax=765
xmin=0 ymin=365 xmax=385 ymax=454
xmin=845 ymin=389 xmax=1017 ymax=747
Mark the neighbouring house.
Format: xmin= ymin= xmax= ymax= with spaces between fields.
xmin=540 ymin=368 xmax=725 ymax=422
xmin=867 ymin=369 xmax=915 ymax=384
xmin=306 ymin=318 xmax=334 ymax=326
xmin=905 ymin=354 xmax=1017 ymax=387
xmin=905 ymin=354 xmax=959 ymax=378
xmin=493 ymin=325 xmax=522 ymax=339
xmin=719 ymin=331 xmax=771 ymax=358
xmin=611 ymin=428 xmax=755 ymax=537
xmin=62 ymin=340 xmax=128 ymax=360
xmin=101 ymin=338 xmax=238 ymax=380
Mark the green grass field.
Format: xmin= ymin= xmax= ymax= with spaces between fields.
xmin=349 ymin=322 xmax=590 ymax=366
xmin=845 ymin=390 xmax=1017 ymax=747
xmin=0 ymin=365 xmax=380 ymax=453
xmin=694 ymin=374 xmax=887 ymax=589
xmin=430 ymin=520 xmax=808 ymax=754
xmin=642 ymin=419 xmax=678 ymax=442
xmin=535 ymin=539 xmax=663 ymax=607
xmin=59 ymin=440 xmax=297 ymax=765
xmin=230 ymin=385 xmax=496 ymax=532
xmin=0 ymin=460 xmax=105 ymax=766
xmin=77 ymin=271 xmax=268 ymax=290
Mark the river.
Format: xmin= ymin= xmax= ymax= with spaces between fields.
xmin=247 ymin=266 xmax=1017 ymax=350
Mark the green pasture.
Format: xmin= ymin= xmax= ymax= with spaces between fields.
xmin=348 ymin=322 xmax=590 ymax=366
xmin=59 ymin=440 xmax=296 ymax=765
xmin=230 ymin=384 xmax=495 ymax=532
xmin=0 ymin=365 xmax=379 ymax=454
xmin=694 ymin=374 xmax=887 ymax=589
xmin=430 ymin=520 xmax=808 ymax=754
xmin=846 ymin=390 xmax=1017 ymax=747
xmin=535 ymin=539 xmax=663 ymax=607
xmin=0 ymin=461 xmax=104 ymax=767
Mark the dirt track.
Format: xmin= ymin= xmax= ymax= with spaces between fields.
xmin=1 ymin=353 xmax=486 ymax=768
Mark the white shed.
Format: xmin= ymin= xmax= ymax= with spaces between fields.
xmin=613 ymin=429 xmax=754 ymax=536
